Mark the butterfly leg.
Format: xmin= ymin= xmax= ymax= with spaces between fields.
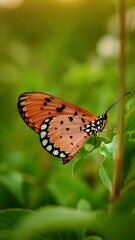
xmin=62 ymin=157 xmax=72 ymax=164
xmin=93 ymin=136 xmax=97 ymax=145
xmin=62 ymin=152 xmax=79 ymax=164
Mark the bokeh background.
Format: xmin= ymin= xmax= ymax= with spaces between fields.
xmin=0 ymin=0 xmax=135 ymax=210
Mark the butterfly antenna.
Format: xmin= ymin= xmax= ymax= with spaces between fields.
xmin=105 ymin=92 xmax=130 ymax=113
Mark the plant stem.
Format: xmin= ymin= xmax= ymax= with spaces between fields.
xmin=111 ymin=0 xmax=126 ymax=202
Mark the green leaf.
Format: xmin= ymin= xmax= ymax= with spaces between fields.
xmin=84 ymin=237 xmax=102 ymax=240
xmin=0 ymin=209 xmax=33 ymax=240
xmin=124 ymin=156 xmax=135 ymax=185
xmin=112 ymin=188 xmax=135 ymax=213
xmin=0 ymin=209 xmax=48 ymax=240
xmin=126 ymin=131 xmax=135 ymax=142
xmin=47 ymin=172 xmax=95 ymax=207
xmin=99 ymin=136 xmax=117 ymax=192
xmin=12 ymin=206 xmax=92 ymax=240
xmin=72 ymin=136 xmax=111 ymax=175
xmin=126 ymin=97 xmax=135 ymax=136
xmin=126 ymin=109 xmax=135 ymax=133
xmin=126 ymin=96 xmax=135 ymax=112
xmin=0 ymin=209 xmax=32 ymax=231
xmin=77 ymin=199 xmax=92 ymax=212
xmin=72 ymin=148 xmax=89 ymax=176
xmin=0 ymin=172 xmax=25 ymax=206
xmin=125 ymin=102 xmax=135 ymax=142
xmin=11 ymin=206 xmax=135 ymax=240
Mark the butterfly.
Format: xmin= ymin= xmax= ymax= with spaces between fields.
xmin=17 ymin=92 xmax=130 ymax=164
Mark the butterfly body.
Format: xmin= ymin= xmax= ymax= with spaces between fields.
xmin=17 ymin=92 xmax=108 ymax=164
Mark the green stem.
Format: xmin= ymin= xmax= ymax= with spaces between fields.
xmin=111 ymin=0 xmax=126 ymax=202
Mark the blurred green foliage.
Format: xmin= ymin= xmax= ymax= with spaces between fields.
xmin=0 ymin=0 xmax=135 ymax=239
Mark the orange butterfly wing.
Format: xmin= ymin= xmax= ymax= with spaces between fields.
xmin=18 ymin=92 xmax=97 ymax=133
xmin=39 ymin=115 xmax=92 ymax=164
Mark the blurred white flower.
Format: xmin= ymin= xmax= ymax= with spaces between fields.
xmin=96 ymin=35 xmax=119 ymax=58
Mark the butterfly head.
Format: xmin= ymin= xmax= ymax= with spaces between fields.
xmin=84 ymin=113 xmax=108 ymax=136
xmin=95 ymin=112 xmax=109 ymax=133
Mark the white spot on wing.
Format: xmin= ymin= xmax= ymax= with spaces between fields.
xmin=42 ymin=139 xmax=48 ymax=146
xmin=60 ymin=153 xmax=66 ymax=158
xmin=45 ymin=119 xmax=50 ymax=123
xmin=46 ymin=145 xmax=52 ymax=151
xmin=41 ymin=124 xmax=47 ymax=130
xmin=53 ymin=150 xmax=59 ymax=156
xmin=40 ymin=131 xmax=46 ymax=138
